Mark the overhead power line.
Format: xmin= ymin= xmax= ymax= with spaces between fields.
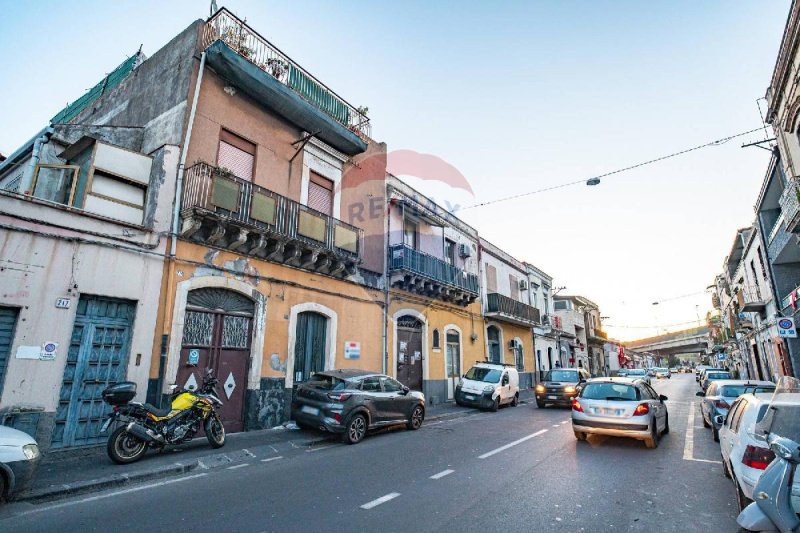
xmin=605 ymin=319 xmax=706 ymax=329
xmin=465 ymin=126 xmax=768 ymax=209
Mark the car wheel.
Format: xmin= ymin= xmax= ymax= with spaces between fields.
xmin=644 ymin=422 xmax=659 ymax=449
xmin=735 ymin=480 xmax=753 ymax=513
xmin=712 ymin=425 xmax=719 ymax=443
xmin=536 ymin=400 xmax=546 ymax=409
xmin=343 ymin=413 xmax=367 ymax=445
xmin=511 ymin=393 xmax=519 ymax=407
xmin=407 ymin=405 xmax=424 ymax=431
xmin=455 ymin=399 xmax=465 ymax=407
xmin=0 ymin=471 xmax=6 ymax=502
xmin=662 ymin=413 xmax=670 ymax=435
xmin=490 ymin=397 xmax=500 ymax=412
xmin=574 ymin=431 xmax=587 ymax=441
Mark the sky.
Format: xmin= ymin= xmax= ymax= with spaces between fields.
xmin=0 ymin=1 xmax=791 ymax=341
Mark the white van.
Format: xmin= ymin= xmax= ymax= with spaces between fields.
xmin=454 ymin=362 xmax=520 ymax=411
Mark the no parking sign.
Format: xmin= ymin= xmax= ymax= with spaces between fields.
xmin=777 ymin=317 xmax=797 ymax=338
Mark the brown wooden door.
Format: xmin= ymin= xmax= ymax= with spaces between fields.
xmin=396 ymin=316 xmax=423 ymax=391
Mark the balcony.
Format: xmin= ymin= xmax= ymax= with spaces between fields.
xmin=592 ymin=329 xmax=608 ymax=341
xmin=736 ymin=285 xmax=767 ymax=313
xmin=180 ymin=162 xmax=362 ymax=277
xmin=485 ymin=293 xmax=540 ymax=327
xmin=779 ymin=179 xmax=800 ymax=233
xmin=388 ymin=244 xmax=479 ymax=306
xmin=201 ymin=8 xmax=369 ymax=156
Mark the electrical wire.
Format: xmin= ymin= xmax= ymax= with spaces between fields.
xmin=464 ymin=126 xmax=769 ymax=209
xmin=605 ymin=319 xmax=706 ymax=329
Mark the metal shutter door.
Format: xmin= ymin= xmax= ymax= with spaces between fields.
xmin=218 ymin=141 xmax=254 ymax=181
xmin=307 ymin=180 xmax=333 ymax=215
xmin=0 ymin=307 xmax=19 ymax=395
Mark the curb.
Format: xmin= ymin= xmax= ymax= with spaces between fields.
xmin=15 ymin=461 xmax=200 ymax=504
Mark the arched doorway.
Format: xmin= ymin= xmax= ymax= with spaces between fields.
xmin=294 ymin=311 xmax=328 ymax=384
xmin=445 ymin=329 xmax=461 ymax=400
xmin=487 ymin=325 xmax=501 ymax=364
xmin=177 ymin=288 xmax=254 ymax=433
xmin=396 ymin=315 xmax=423 ymax=391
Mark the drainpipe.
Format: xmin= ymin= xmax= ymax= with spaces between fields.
xmin=20 ymin=127 xmax=54 ymax=195
xmin=382 ymin=183 xmax=390 ymax=376
xmin=171 ymin=51 xmax=206 ymax=257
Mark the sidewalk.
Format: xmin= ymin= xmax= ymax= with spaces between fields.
xmin=17 ymin=393 xmax=527 ymax=503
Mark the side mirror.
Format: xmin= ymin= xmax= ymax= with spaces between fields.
xmin=695 ymin=391 xmax=705 ymax=397
xmin=714 ymin=415 xmax=724 ymax=426
xmin=659 ymin=394 xmax=668 ymax=401
xmin=402 ymin=386 xmax=410 ymax=395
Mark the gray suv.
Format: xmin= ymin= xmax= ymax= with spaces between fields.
xmin=293 ymin=369 xmax=425 ymax=444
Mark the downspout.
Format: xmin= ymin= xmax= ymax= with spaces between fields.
xmin=382 ymin=184 xmax=391 ymax=376
xmin=171 ymin=51 xmax=206 ymax=257
xmin=20 ymin=127 xmax=54 ymax=194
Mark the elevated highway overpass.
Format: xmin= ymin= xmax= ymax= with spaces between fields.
xmin=625 ymin=327 xmax=711 ymax=358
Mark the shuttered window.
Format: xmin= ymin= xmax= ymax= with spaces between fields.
xmin=307 ymin=172 xmax=333 ymax=215
xmin=486 ymin=265 xmax=498 ymax=293
xmin=0 ymin=307 xmax=18 ymax=396
xmin=509 ymin=274 xmax=520 ymax=301
xmin=217 ymin=130 xmax=255 ymax=181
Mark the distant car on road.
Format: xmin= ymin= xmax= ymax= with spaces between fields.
xmin=669 ymin=367 xmax=678 ymax=374
xmin=696 ymin=380 xmax=774 ymax=441
xmin=655 ymin=368 xmax=670 ymax=379
xmin=700 ymin=370 xmax=731 ymax=391
xmin=624 ymin=368 xmax=651 ymax=385
xmin=696 ymin=365 xmax=713 ymax=382
xmin=456 ymin=362 xmax=520 ymax=411
xmin=0 ymin=425 xmax=40 ymax=502
xmin=293 ymin=369 xmax=425 ymax=444
xmin=535 ymin=368 xmax=590 ymax=408
xmin=571 ymin=377 xmax=669 ymax=448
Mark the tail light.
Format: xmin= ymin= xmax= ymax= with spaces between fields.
xmin=333 ymin=413 xmax=342 ymax=423
xmin=571 ymin=399 xmax=583 ymax=412
xmin=327 ymin=393 xmax=352 ymax=402
xmin=713 ymin=399 xmax=730 ymax=410
xmin=742 ymin=445 xmax=775 ymax=470
xmin=633 ymin=403 xmax=650 ymax=416
xmin=112 ymin=406 xmax=120 ymax=412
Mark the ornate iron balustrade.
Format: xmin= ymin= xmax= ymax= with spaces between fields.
xmin=202 ymin=8 xmax=370 ymax=139
xmin=486 ymin=292 xmax=541 ymax=325
xmin=388 ymin=244 xmax=479 ymax=295
xmin=779 ymin=180 xmax=800 ymax=234
xmin=181 ymin=162 xmax=362 ymax=265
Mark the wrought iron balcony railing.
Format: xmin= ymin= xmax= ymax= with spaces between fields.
xmin=388 ymin=244 xmax=479 ymax=295
xmin=779 ymin=179 xmax=800 ymax=234
xmin=736 ymin=284 xmax=767 ymax=313
xmin=202 ymin=8 xmax=370 ymax=139
xmin=182 ymin=162 xmax=362 ymax=263
xmin=486 ymin=292 xmax=541 ymax=325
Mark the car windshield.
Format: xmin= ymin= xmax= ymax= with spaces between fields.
xmin=307 ymin=374 xmax=348 ymax=390
xmin=581 ymin=383 xmax=639 ymax=401
xmin=706 ymin=372 xmax=730 ymax=380
xmin=720 ymin=385 xmax=775 ymax=397
xmin=465 ymin=367 xmax=501 ymax=383
xmin=544 ymin=370 xmax=579 ymax=382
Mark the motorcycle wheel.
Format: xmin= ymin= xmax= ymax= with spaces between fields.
xmin=205 ymin=414 xmax=226 ymax=449
xmin=107 ymin=426 xmax=148 ymax=464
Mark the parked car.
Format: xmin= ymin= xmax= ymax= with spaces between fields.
xmin=655 ymin=368 xmax=670 ymax=379
xmin=696 ymin=365 xmax=712 ymax=382
xmin=717 ymin=393 xmax=800 ymax=513
xmin=534 ymin=367 xmax=591 ymax=408
xmin=571 ymin=377 xmax=669 ymax=448
xmin=456 ymin=362 xmax=520 ymax=411
xmin=293 ymin=370 xmax=425 ymax=444
xmin=669 ymin=367 xmax=678 ymax=374
xmin=624 ymin=368 xmax=651 ymax=385
xmin=0 ymin=425 xmax=41 ymax=502
xmin=697 ymin=380 xmax=775 ymax=441
xmin=617 ymin=369 xmax=629 ymax=377
xmin=700 ymin=370 xmax=732 ymax=391
xmin=698 ymin=367 xmax=725 ymax=385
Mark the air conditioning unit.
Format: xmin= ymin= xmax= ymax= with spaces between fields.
xmin=458 ymin=243 xmax=472 ymax=258
xmin=508 ymin=339 xmax=519 ymax=350
xmin=519 ymin=279 xmax=528 ymax=290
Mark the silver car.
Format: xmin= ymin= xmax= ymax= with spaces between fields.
xmin=696 ymin=379 xmax=774 ymax=442
xmin=624 ymin=368 xmax=651 ymax=385
xmin=571 ymin=377 xmax=669 ymax=448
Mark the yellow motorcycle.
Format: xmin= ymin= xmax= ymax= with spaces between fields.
xmin=100 ymin=369 xmax=226 ymax=464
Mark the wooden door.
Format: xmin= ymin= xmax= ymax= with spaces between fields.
xmin=396 ymin=316 xmax=423 ymax=391
xmin=294 ymin=311 xmax=327 ymax=383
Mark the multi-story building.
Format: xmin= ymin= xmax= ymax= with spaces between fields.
xmin=478 ymin=239 xmax=539 ymax=389
xmin=526 ymin=263 xmax=557 ymax=380
xmin=553 ymin=296 xmax=590 ymax=371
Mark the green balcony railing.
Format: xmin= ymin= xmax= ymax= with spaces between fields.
xmin=388 ymin=244 xmax=479 ymax=294
xmin=486 ymin=293 xmax=541 ymax=324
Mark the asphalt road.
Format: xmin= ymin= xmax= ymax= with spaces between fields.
xmin=0 ymin=374 xmax=739 ymax=532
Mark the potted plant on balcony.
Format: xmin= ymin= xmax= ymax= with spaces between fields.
xmin=263 ymin=58 xmax=289 ymax=81
xmin=222 ymin=27 xmax=254 ymax=60
xmin=213 ymin=166 xmax=234 ymax=179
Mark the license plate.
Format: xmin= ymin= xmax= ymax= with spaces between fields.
xmin=301 ymin=405 xmax=320 ymax=416
xmin=465 ymin=394 xmax=475 ymax=400
xmin=100 ymin=417 xmax=113 ymax=433
xmin=548 ymin=395 xmax=559 ymax=400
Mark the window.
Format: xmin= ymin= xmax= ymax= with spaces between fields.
xmin=515 ymin=343 xmax=524 ymax=371
xmin=432 ymin=328 xmax=441 ymax=350
xmin=509 ymin=274 xmax=520 ymax=301
xmin=31 ymin=165 xmax=80 ymax=204
xmin=486 ymin=265 xmax=498 ymax=293
xmin=757 ymin=247 xmax=768 ymax=280
xmin=642 ymin=384 xmax=659 ymax=399
xmin=487 ymin=326 xmax=501 ymax=364
xmin=543 ymin=294 xmax=549 ymax=314
xmin=361 ymin=377 xmax=382 ymax=392
xmin=381 ymin=377 xmax=403 ymax=393
xmin=217 ymin=130 xmax=255 ymax=181
xmin=445 ymin=239 xmax=456 ymax=265
xmin=403 ymin=219 xmax=418 ymax=249
xmin=731 ymin=399 xmax=749 ymax=433
xmin=307 ymin=171 xmax=334 ymax=215
xmin=554 ymin=300 xmax=568 ymax=311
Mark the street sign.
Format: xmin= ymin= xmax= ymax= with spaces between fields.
xmin=344 ymin=341 xmax=360 ymax=359
xmin=778 ymin=317 xmax=797 ymax=338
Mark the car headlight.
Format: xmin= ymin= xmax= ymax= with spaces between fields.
xmin=483 ymin=385 xmax=495 ymax=393
xmin=535 ymin=384 xmax=545 ymax=393
xmin=458 ymin=378 xmax=463 ymax=387
xmin=22 ymin=443 xmax=39 ymax=460
xmin=564 ymin=386 xmax=576 ymax=394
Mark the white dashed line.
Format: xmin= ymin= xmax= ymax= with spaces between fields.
xmin=552 ymin=424 xmax=561 ymax=428
xmin=478 ymin=429 xmax=548 ymax=459
xmin=683 ymin=402 xmax=721 ymax=464
xmin=307 ymin=444 xmax=338 ymax=453
xmin=261 ymin=456 xmax=283 ymax=463
xmin=429 ymin=469 xmax=454 ymax=480
xmin=360 ymin=492 xmax=401 ymax=509
xmin=227 ymin=463 xmax=249 ymax=470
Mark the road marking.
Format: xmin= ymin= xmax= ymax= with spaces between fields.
xmin=360 ymin=492 xmax=401 ymax=509
xmin=562 ymin=420 xmax=570 ymax=424
xmin=307 ymin=444 xmax=338 ymax=453
xmin=552 ymin=424 xmax=561 ymax=428
xmin=227 ymin=463 xmax=248 ymax=470
xmin=5 ymin=473 xmax=208 ymax=517
xmin=429 ymin=469 xmax=454 ymax=480
xmin=478 ymin=429 xmax=548 ymax=459
xmin=261 ymin=456 xmax=283 ymax=463
xmin=683 ymin=402 xmax=722 ymax=464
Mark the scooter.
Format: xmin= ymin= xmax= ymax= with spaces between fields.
xmin=737 ymin=377 xmax=800 ymax=533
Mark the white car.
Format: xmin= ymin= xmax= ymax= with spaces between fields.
xmin=717 ymin=393 xmax=800 ymax=512
xmin=0 ymin=425 xmax=41 ymax=501
xmin=455 ymin=362 xmax=520 ymax=411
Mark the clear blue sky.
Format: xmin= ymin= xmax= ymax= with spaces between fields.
xmin=0 ymin=1 xmax=790 ymax=340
